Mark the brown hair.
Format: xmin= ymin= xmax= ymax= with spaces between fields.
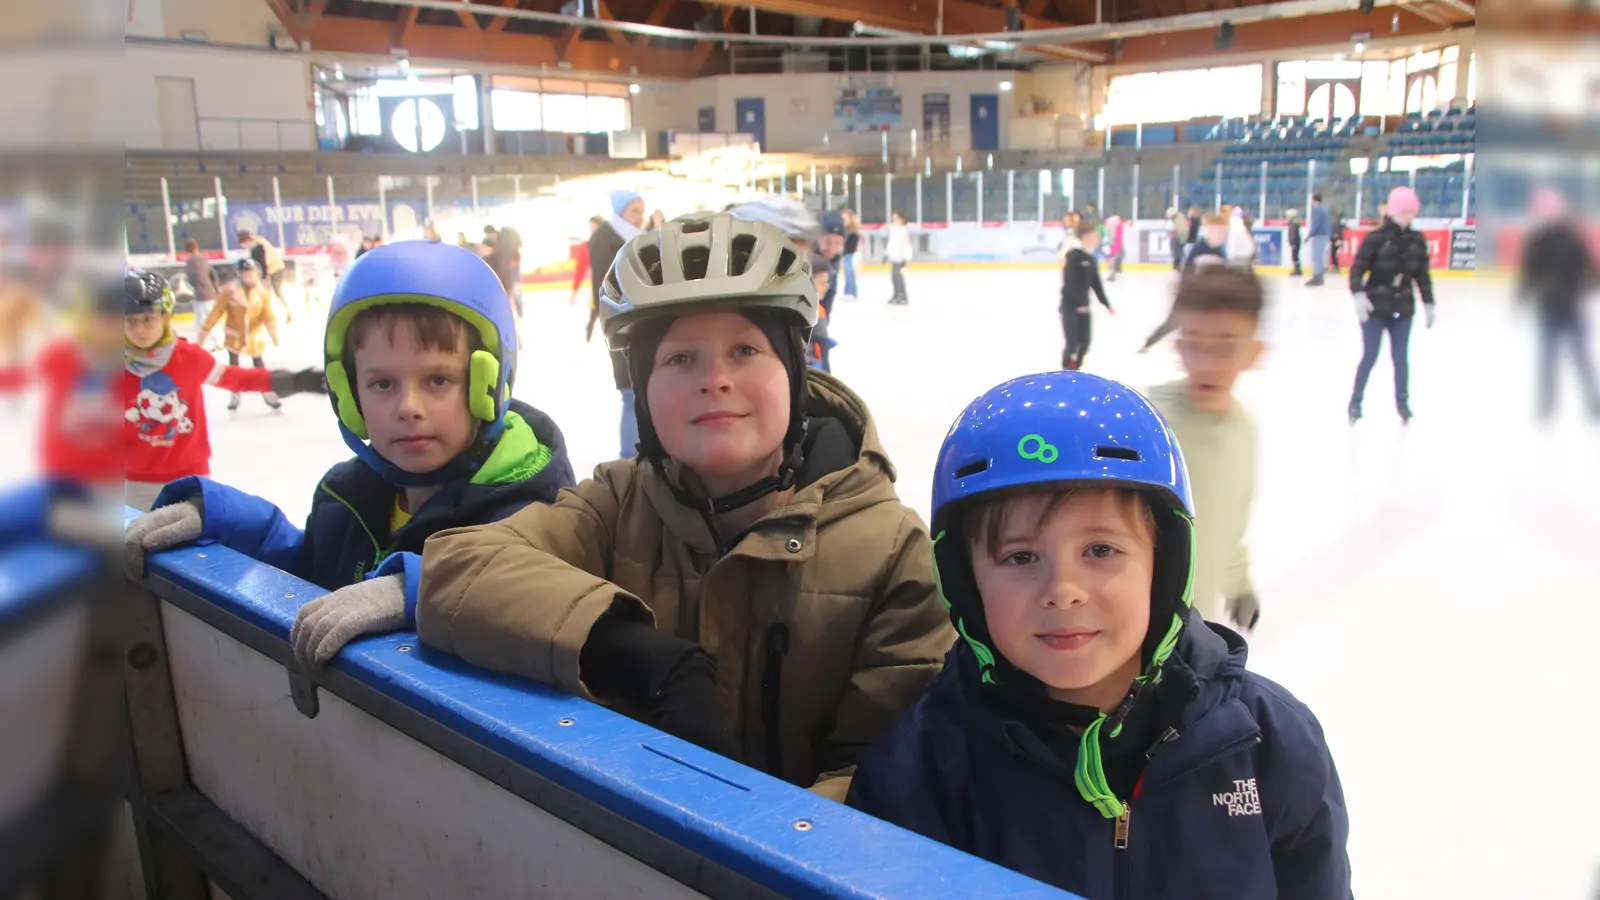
xmin=1202 ymin=214 xmax=1228 ymax=227
xmin=966 ymin=488 xmax=1156 ymax=559
xmin=345 ymin=303 xmax=483 ymax=365
xmin=1173 ymin=267 xmax=1265 ymax=319
xmin=184 ymin=239 xmax=199 ymax=252
xmin=1074 ymin=220 xmax=1100 ymax=239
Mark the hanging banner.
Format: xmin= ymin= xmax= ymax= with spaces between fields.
xmin=835 ymin=87 xmax=902 ymax=132
xmin=922 ymin=92 xmax=951 ymax=146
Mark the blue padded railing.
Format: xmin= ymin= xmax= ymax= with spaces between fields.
xmin=125 ymin=506 xmax=1073 ymax=900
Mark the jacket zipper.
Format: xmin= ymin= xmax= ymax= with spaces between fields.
xmin=1148 ymin=734 xmax=1262 ymax=793
xmin=761 ymin=623 xmax=790 ymax=777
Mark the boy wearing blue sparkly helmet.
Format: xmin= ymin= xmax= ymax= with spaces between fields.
xmin=124 ymin=241 xmax=576 ymax=668
xmin=847 ymin=370 xmax=1350 ymax=899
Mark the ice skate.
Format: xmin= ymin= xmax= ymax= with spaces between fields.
xmin=264 ymin=392 xmax=283 ymax=411
xmin=1397 ymin=402 xmax=1413 ymax=425
xmin=227 ymin=392 xmax=241 ymax=411
xmin=1306 ymin=276 xmax=1325 ymax=287
xmin=1347 ymin=401 xmax=1362 ymax=424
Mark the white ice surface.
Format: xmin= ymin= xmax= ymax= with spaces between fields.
xmin=39 ymin=267 xmax=1600 ymax=898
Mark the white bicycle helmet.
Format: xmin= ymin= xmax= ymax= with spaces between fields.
xmin=598 ymin=212 xmax=822 ymax=519
xmin=598 ymin=211 xmax=818 ymax=348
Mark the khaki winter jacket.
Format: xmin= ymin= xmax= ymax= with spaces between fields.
xmin=417 ymin=370 xmax=955 ymax=802
xmin=201 ymin=282 xmax=279 ymax=357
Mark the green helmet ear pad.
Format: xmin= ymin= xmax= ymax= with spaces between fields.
xmin=325 ymin=350 xmax=502 ymax=440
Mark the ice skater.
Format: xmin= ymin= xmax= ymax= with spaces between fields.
xmin=1519 ymin=187 xmax=1600 ymax=421
xmin=885 ymin=211 xmax=913 ymax=304
xmin=1348 ymin=187 xmax=1435 ymax=424
xmin=1061 ymin=220 xmax=1114 ymax=370
xmin=199 ymin=259 xmax=283 ymax=412
xmin=1105 ymin=215 xmax=1126 ymax=282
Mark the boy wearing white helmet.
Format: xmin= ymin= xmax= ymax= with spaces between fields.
xmin=413 ymin=212 xmax=954 ymax=800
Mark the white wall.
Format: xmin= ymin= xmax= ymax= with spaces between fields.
xmin=152 ymin=0 xmax=282 ymax=45
xmin=124 ymin=43 xmax=313 ymax=150
xmin=697 ymin=70 xmax=1023 ymax=154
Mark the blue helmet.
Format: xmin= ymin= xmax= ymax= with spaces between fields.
xmin=930 ymin=370 xmax=1195 ymax=820
xmin=324 ymin=240 xmax=517 ymax=487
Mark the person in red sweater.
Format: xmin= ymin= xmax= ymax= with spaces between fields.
xmin=121 ymin=270 xmax=323 ymax=512
xmin=0 ymin=279 xmax=124 ymax=491
xmin=568 ymin=216 xmax=603 ymax=306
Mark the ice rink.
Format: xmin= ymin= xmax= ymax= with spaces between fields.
xmin=35 ymin=263 xmax=1600 ymax=897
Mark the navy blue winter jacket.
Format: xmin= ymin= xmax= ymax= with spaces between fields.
xmin=152 ymin=400 xmax=576 ymax=593
xmin=847 ymin=613 xmax=1351 ymax=900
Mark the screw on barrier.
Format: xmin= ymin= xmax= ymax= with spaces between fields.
xmin=792 ymin=820 xmax=813 ymax=832
xmin=127 ymin=643 xmax=159 ymax=670
xmin=284 ymin=593 xmax=297 ymax=599
xmin=558 ymin=718 xmax=575 ymax=727
xmin=397 ymin=645 xmax=412 ymax=652
xmin=195 ymin=553 xmax=207 ymax=558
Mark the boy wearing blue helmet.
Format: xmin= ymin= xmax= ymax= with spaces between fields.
xmin=847 ymin=370 xmax=1350 ymax=899
xmin=124 ymin=242 xmax=576 ymax=668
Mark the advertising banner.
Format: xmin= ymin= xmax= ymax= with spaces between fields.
xmin=1252 ymin=228 xmax=1285 ymax=267
xmin=834 ymin=88 xmax=902 ymax=132
xmin=1448 ymin=228 xmax=1476 ymax=270
xmin=1139 ymin=226 xmax=1180 ymax=265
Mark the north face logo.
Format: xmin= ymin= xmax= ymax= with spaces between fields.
xmin=1212 ymin=778 xmax=1262 ymax=817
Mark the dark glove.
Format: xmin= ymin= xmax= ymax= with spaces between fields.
xmin=270 ymin=368 xmax=328 ymax=398
xmin=580 ymin=610 xmax=738 ymax=758
xmin=1227 ymin=593 xmax=1261 ymax=631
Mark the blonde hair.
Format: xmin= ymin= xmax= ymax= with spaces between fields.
xmin=966 ymin=487 xmax=1156 ymax=559
xmin=841 ymin=209 xmax=861 ymax=233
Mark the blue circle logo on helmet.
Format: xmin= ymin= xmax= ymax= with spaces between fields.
xmin=323 ymin=240 xmax=518 ymax=487
xmin=930 ymin=370 xmax=1197 ymax=820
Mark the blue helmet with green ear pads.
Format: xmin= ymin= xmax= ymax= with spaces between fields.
xmin=930 ymin=371 xmax=1196 ymax=821
xmin=324 ymin=240 xmax=518 ymax=487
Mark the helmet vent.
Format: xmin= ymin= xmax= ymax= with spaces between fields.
xmin=680 ymin=219 xmax=710 ymax=234
xmin=637 ymin=243 xmax=663 ymax=285
xmin=777 ymin=246 xmax=798 ymax=275
xmin=729 ymin=234 xmax=757 ymax=275
xmin=1095 ymin=446 xmax=1142 ymax=462
xmin=681 ymin=246 xmax=711 ymax=280
xmin=954 ymin=459 xmax=989 ymax=479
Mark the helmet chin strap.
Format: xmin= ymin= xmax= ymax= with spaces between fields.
xmin=658 ymin=430 xmax=806 ymax=517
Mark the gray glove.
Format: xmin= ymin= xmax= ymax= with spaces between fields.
xmin=1424 ymin=304 xmax=1436 ymax=329
xmin=1353 ymin=293 xmax=1374 ymax=324
xmin=124 ymin=499 xmax=204 ymax=578
xmin=1227 ymin=592 xmax=1261 ymax=632
xmin=290 ymin=573 xmax=407 ymax=670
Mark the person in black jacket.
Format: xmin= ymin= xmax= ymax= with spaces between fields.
xmin=1061 ymin=221 xmax=1114 ymax=370
xmin=1519 ymin=188 xmax=1600 ymax=420
xmin=589 ymin=189 xmax=647 ymax=457
xmin=1139 ymin=214 xmax=1229 ymax=354
xmin=1286 ymin=209 xmax=1304 ymax=277
xmin=1348 ymin=187 xmax=1435 ymax=424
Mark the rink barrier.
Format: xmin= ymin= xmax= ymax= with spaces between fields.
xmin=119 ymin=506 xmax=1073 ymax=900
xmin=0 ymin=489 xmax=124 ymax=897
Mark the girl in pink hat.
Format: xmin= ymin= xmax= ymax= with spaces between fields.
xmin=1347 ymin=186 xmax=1435 ymax=424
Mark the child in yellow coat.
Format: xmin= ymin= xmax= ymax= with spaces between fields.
xmin=200 ymin=258 xmax=282 ymax=410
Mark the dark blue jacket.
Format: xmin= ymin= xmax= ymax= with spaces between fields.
xmin=153 ymin=400 xmax=576 ymax=594
xmin=847 ymin=615 xmax=1351 ymax=900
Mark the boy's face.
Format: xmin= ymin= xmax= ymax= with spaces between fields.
xmin=1203 ymin=224 xmax=1228 ymax=246
xmin=125 ymin=313 xmax=167 ymax=349
xmin=819 ymin=233 xmax=845 ymax=259
xmin=240 ymin=268 xmax=260 ymax=288
xmin=971 ymin=490 xmax=1155 ymax=713
xmin=352 ymin=318 xmax=478 ymax=474
xmin=1174 ymin=308 xmax=1262 ymax=414
xmin=647 ymin=309 xmax=791 ymax=497
xmin=1080 ymin=230 xmax=1101 ymax=252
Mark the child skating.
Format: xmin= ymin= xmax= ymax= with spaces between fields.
xmin=199 ymin=258 xmax=282 ymax=411
xmin=1061 ymin=220 xmax=1114 ymax=371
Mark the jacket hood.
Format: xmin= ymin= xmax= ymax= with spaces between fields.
xmin=640 ymin=368 xmax=901 ymax=554
xmin=322 ymin=398 xmax=576 ymax=547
